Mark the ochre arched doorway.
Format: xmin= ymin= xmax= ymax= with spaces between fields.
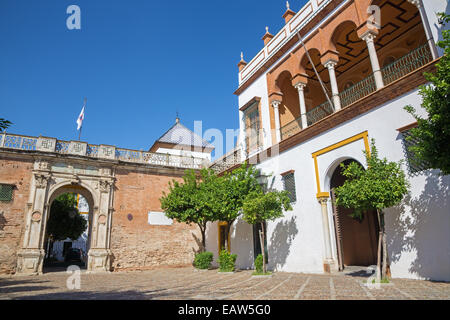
xmin=330 ymin=159 xmax=379 ymax=270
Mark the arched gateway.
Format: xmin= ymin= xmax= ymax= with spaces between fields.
xmin=0 ymin=122 xmax=211 ymax=275
xmin=18 ymin=159 xmax=116 ymax=274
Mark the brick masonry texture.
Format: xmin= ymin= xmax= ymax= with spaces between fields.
xmin=0 ymin=154 xmax=202 ymax=274
xmin=0 ymin=155 xmax=33 ymax=274
xmin=110 ymin=168 xmax=201 ymax=271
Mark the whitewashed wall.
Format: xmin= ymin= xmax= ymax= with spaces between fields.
xmin=154 ymin=147 xmax=211 ymax=161
xmin=209 ymin=88 xmax=450 ymax=281
xmin=423 ymin=0 xmax=449 ymax=57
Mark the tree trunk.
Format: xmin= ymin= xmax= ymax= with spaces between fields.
xmin=380 ymin=211 xmax=387 ymax=280
xmin=260 ymin=222 xmax=266 ymax=274
xmin=197 ymin=223 xmax=206 ymax=252
xmin=376 ymin=210 xmax=382 ymax=282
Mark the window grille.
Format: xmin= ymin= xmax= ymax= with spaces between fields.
xmin=245 ymin=103 xmax=261 ymax=153
xmin=401 ymin=129 xmax=431 ymax=174
xmin=282 ymin=173 xmax=297 ymax=203
xmin=0 ymin=184 xmax=13 ymax=202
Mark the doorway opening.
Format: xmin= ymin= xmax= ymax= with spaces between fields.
xmin=43 ymin=192 xmax=91 ymax=273
xmin=329 ymin=159 xmax=379 ymax=271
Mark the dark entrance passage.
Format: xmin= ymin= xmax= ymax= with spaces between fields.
xmin=330 ymin=159 xmax=379 ymax=270
xmin=43 ymin=192 xmax=90 ymax=273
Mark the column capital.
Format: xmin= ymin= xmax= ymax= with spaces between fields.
xmin=317 ymin=192 xmax=330 ymax=203
xmin=294 ymin=82 xmax=307 ymax=91
xmin=271 ymin=100 xmax=281 ymax=108
xmin=407 ymin=0 xmax=421 ymax=8
xmin=269 ymin=91 xmax=283 ymax=106
xmin=360 ymin=30 xmax=377 ymax=43
xmin=324 ymin=60 xmax=338 ymax=70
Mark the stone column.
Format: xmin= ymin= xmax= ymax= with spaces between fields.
xmin=272 ymin=100 xmax=282 ymax=143
xmin=361 ymin=32 xmax=384 ymax=90
xmin=407 ymin=0 xmax=438 ymax=59
xmin=294 ymin=82 xmax=308 ymax=129
xmin=318 ymin=196 xmax=336 ymax=273
xmin=17 ymin=172 xmax=51 ymax=275
xmin=324 ymin=60 xmax=341 ymax=111
xmin=87 ymin=178 xmax=115 ymax=273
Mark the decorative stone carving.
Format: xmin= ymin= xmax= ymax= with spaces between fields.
xmin=31 ymin=211 xmax=42 ymax=222
xmin=68 ymin=141 xmax=87 ymax=156
xmin=98 ymin=179 xmax=112 ymax=193
xmin=98 ymin=145 xmax=116 ymax=160
xmin=70 ymin=174 xmax=81 ymax=185
xmin=35 ymin=159 xmax=50 ymax=171
xmin=98 ymin=214 xmax=107 ymax=224
xmin=34 ymin=173 xmax=50 ymax=189
xmin=37 ymin=137 xmax=57 ymax=152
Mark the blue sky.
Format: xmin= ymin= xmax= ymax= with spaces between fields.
xmin=0 ymin=0 xmax=307 ymax=158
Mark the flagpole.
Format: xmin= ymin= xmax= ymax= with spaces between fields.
xmin=78 ymin=97 xmax=86 ymax=141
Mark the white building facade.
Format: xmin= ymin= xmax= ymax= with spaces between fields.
xmin=207 ymin=0 xmax=450 ymax=282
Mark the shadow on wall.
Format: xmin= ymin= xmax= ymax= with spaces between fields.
xmin=388 ymin=171 xmax=450 ymax=282
xmin=191 ymin=231 xmax=204 ymax=255
xmin=268 ymin=216 xmax=299 ymax=271
xmin=232 ymin=218 xmax=254 ymax=269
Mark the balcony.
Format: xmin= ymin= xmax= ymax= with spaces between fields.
xmin=280 ymin=44 xmax=433 ymax=141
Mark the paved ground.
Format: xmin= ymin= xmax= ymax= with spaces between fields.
xmin=0 ymin=267 xmax=449 ymax=300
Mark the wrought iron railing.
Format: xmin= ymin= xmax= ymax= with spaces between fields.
xmin=281 ymin=117 xmax=303 ymax=140
xmin=381 ymin=43 xmax=432 ymax=86
xmin=0 ymin=133 xmax=208 ymax=169
xmin=209 ymin=147 xmax=242 ymax=172
xmin=339 ymin=74 xmax=376 ymax=108
xmin=306 ymin=100 xmax=334 ymax=126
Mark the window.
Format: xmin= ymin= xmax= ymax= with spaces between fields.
xmin=244 ymin=103 xmax=262 ymax=154
xmin=281 ymin=171 xmax=297 ymax=203
xmin=0 ymin=184 xmax=13 ymax=202
xmin=401 ymin=128 xmax=431 ymax=174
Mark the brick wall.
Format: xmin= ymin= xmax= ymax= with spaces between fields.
xmin=0 ymin=156 xmax=33 ymax=274
xmin=110 ymin=168 xmax=201 ymax=271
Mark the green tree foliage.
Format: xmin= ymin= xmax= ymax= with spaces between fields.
xmin=47 ymin=193 xmax=87 ymax=241
xmin=335 ymin=140 xmax=409 ymax=281
xmin=0 ymin=118 xmax=12 ymax=132
xmin=242 ymin=189 xmax=292 ymax=273
xmin=214 ymin=163 xmax=262 ymax=248
xmin=160 ymin=168 xmax=219 ymax=251
xmin=404 ymin=13 xmax=450 ymax=175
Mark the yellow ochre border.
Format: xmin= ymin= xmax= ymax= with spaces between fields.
xmin=312 ymin=131 xmax=370 ymax=199
xmin=218 ymin=221 xmax=231 ymax=254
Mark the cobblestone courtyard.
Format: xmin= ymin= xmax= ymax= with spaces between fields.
xmin=0 ymin=267 xmax=449 ymax=300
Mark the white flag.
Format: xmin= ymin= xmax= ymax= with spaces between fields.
xmin=76 ymin=106 xmax=85 ymax=130
xmin=77 ymin=106 xmax=84 ymax=130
